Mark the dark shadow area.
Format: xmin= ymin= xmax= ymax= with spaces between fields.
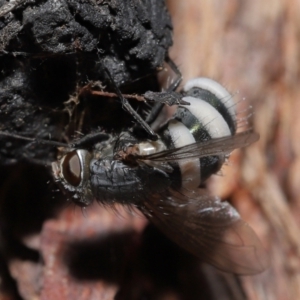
xmin=0 ymin=163 xmax=64 ymax=299
xmin=64 ymin=221 xmax=215 ymax=300
xmin=0 ymin=164 xmax=63 ymax=247
xmin=116 ymin=224 xmax=215 ymax=300
xmin=65 ymin=230 xmax=139 ymax=283
xmin=0 ymin=252 xmax=23 ymax=300
xmin=29 ymin=56 xmax=78 ymax=106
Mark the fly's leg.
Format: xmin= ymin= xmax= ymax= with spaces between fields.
xmin=165 ymin=55 xmax=182 ymax=93
xmin=145 ymin=56 xmax=185 ymax=125
xmin=70 ymin=132 xmax=109 ymax=148
xmin=104 ymin=67 xmax=158 ymax=141
xmin=0 ymin=131 xmax=109 ymax=150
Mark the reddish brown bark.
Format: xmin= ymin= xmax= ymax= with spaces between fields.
xmin=168 ymin=0 xmax=300 ymax=299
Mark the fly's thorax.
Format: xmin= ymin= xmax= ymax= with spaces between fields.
xmin=88 ymin=131 xmax=171 ymax=203
xmin=137 ymin=140 xmax=166 ymax=155
xmin=92 ymin=138 xmax=116 ymax=160
xmin=89 ymin=156 xmax=171 ymax=205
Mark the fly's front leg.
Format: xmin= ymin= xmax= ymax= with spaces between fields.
xmin=143 ymin=91 xmax=190 ymax=125
xmin=104 ymin=67 xmax=158 ymax=141
xmin=143 ymin=56 xmax=186 ymax=106
xmin=165 ymin=56 xmax=182 ymax=92
xmin=144 ymin=57 xmax=188 ymax=124
xmin=143 ymin=91 xmax=190 ymax=106
xmin=70 ymin=132 xmax=110 ymax=149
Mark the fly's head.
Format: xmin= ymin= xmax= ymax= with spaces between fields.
xmin=52 ymin=149 xmax=93 ymax=207
xmin=51 ymin=135 xmax=116 ymax=206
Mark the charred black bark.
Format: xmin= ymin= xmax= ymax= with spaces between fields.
xmin=0 ymin=1 xmax=174 ymax=298
xmin=0 ymin=0 xmax=172 ymax=164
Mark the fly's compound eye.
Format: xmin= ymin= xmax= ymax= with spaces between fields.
xmin=52 ymin=149 xmax=93 ymax=206
xmin=62 ymin=150 xmax=81 ymax=186
xmin=52 ymin=149 xmax=91 ymax=189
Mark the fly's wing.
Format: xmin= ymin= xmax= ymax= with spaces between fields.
xmin=136 ymin=130 xmax=259 ymax=162
xmin=140 ymin=190 xmax=268 ymax=275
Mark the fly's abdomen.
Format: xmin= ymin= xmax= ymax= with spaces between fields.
xmin=183 ymin=77 xmax=236 ymax=134
xmin=159 ymin=78 xmax=236 ymax=190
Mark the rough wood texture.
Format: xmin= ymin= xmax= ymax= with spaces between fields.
xmin=168 ymin=0 xmax=300 ymax=299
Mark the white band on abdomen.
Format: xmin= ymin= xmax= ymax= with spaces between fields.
xmin=184 ymin=77 xmax=236 ymax=122
xmin=168 ymin=120 xmax=201 ymax=190
xmin=182 ymin=96 xmax=231 ymax=138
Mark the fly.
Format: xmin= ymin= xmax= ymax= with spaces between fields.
xmin=0 ymin=66 xmax=268 ymax=275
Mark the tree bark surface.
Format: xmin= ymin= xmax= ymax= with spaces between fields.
xmin=168 ymin=0 xmax=300 ymax=299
